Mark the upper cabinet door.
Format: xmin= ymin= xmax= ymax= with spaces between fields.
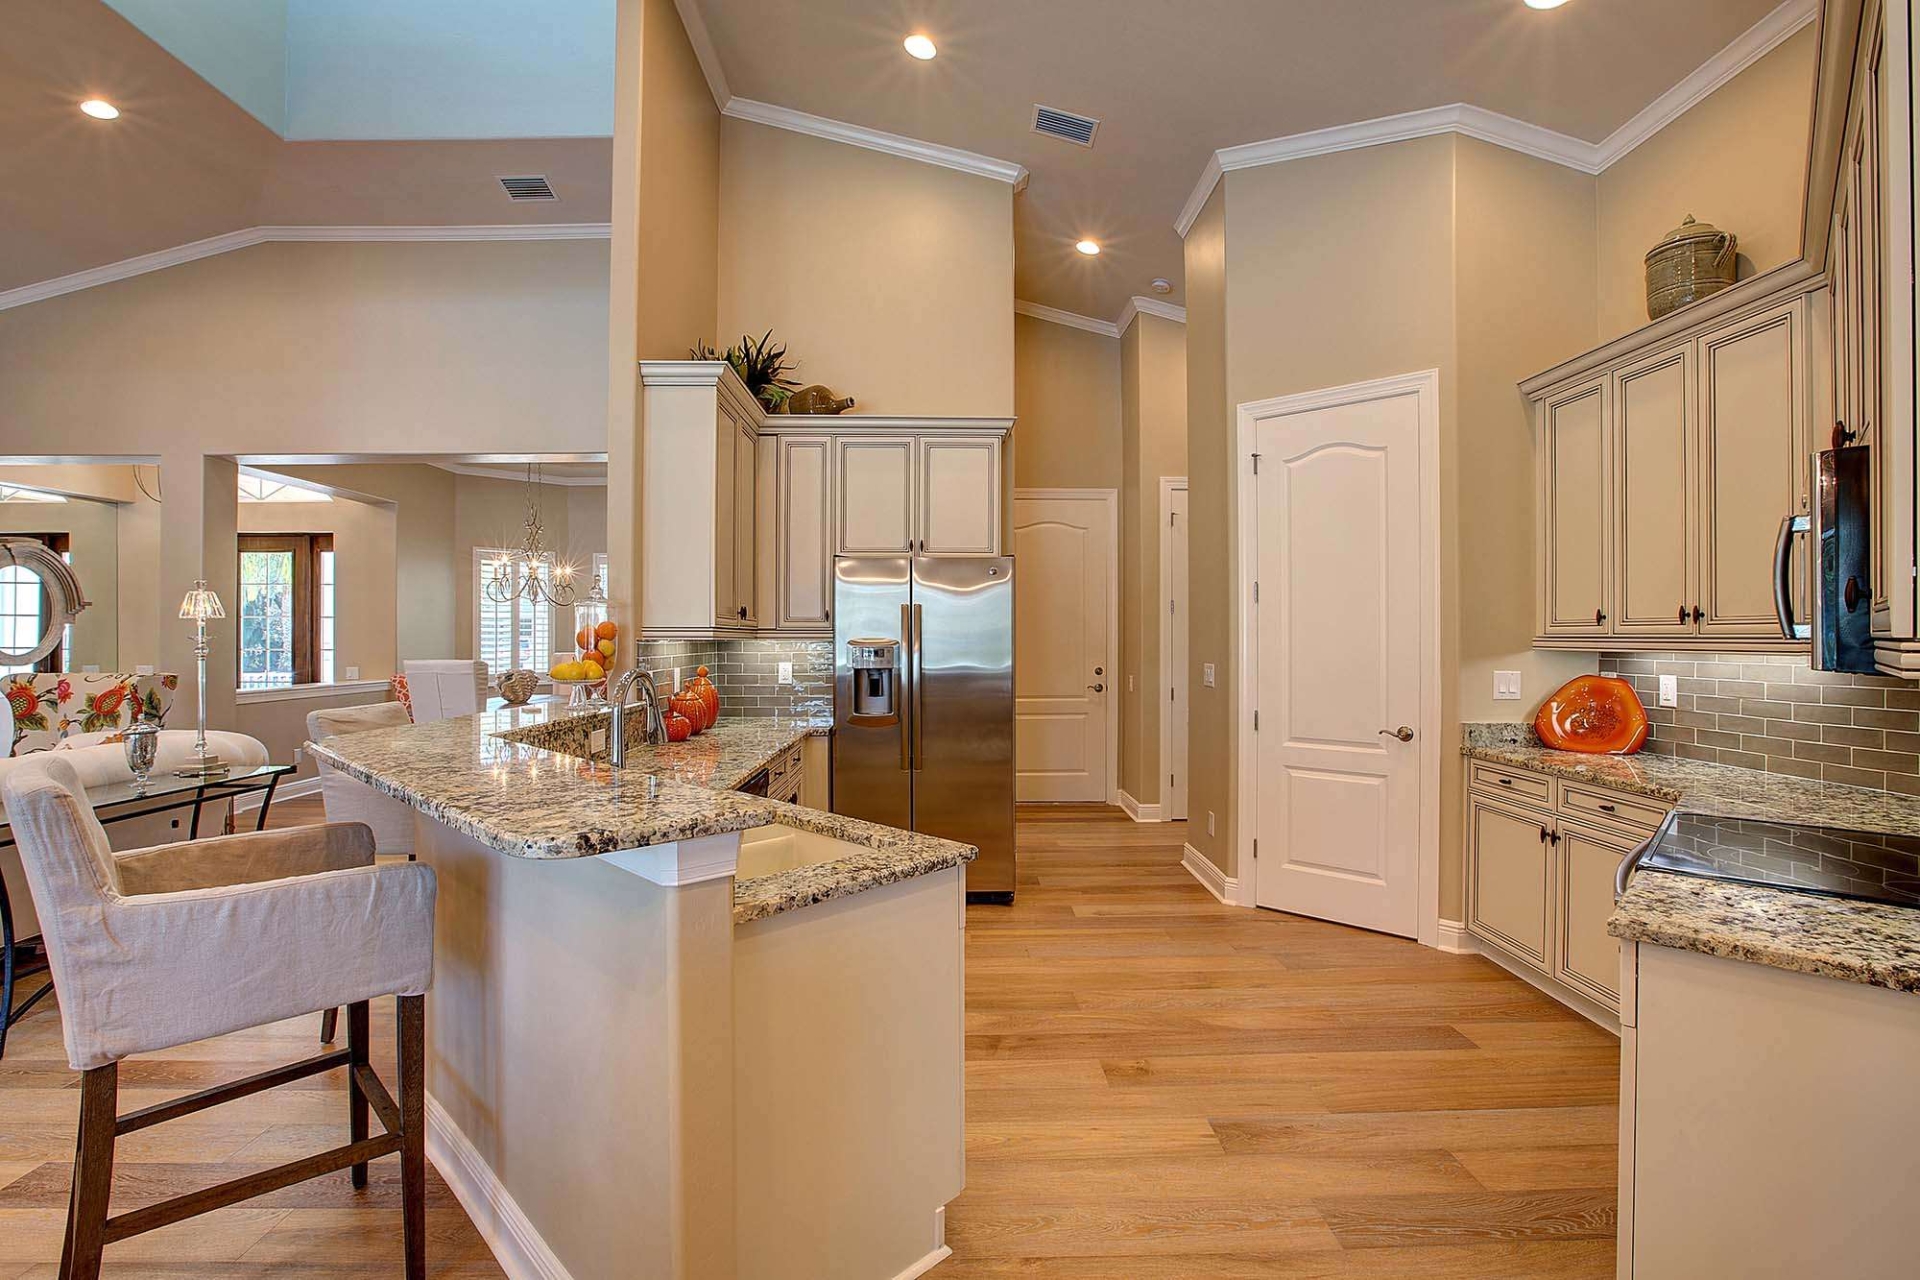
xmin=732 ymin=421 xmax=758 ymax=627
xmin=1696 ymin=297 xmax=1808 ymax=638
xmin=835 ymin=437 xmax=915 ymax=555
xmin=778 ymin=435 xmax=834 ymax=630
xmin=1538 ymin=378 xmax=1612 ymax=637
xmin=1613 ymin=346 xmax=1697 ymax=635
xmin=712 ymin=414 xmax=739 ymax=629
xmin=917 ymin=436 xmax=1002 ymax=556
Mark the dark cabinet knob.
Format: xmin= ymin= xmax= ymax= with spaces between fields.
xmin=1691 ymin=605 xmax=1704 ymax=623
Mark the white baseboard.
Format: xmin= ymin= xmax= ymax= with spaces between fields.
xmin=1468 ymin=938 xmax=1622 ymax=1036
xmin=1116 ymin=789 xmax=1164 ymax=822
xmin=427 ymin=1094 xmax=575 ymax=1280
xmin=231 ymin=775 xmax=320 ymax=814
xmin=1434 ymin=918 xmax=1477 ymax=954
xmin=891 ymin=1244 xmax=953 ymax=1280
xmin=1181 ymin=843 xmax=1243 ymax=905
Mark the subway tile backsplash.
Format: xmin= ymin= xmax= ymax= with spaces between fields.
xmin=633 ymin=638 xmax=832 ymax=718
xmin=1598 ymin=651 xmax=1920 ymax=796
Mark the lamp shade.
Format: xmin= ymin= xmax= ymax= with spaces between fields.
xmin=178 ymin=580 xmax=226 ymax=620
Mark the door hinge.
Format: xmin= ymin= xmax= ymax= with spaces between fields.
xmin=1251 ymin=453 xmax=1261 ymax=474
xmin=1169 ymin=598 xmax=1175 ymax=616
xmin=1170 ymin=511 xmax=1176 ymax=527
xmin=1253 ymin=838 xmax=1259 ymax=859
xmin=1170 ymin=686 xmax=1175 ymax=701
xmin=1254 ymin=710 xmax=1259 ymax=731
xmin=1253 ymin=580 xmax=1260 ymax=603
xmin=1169 ymin=772 xmax=1175 ymax=786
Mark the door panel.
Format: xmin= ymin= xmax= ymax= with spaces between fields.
xmin=1698 ymin=299 xmax=1807 ymax=635
xmin=1167 ymin=485 xmax=1190 ymax=821
xmin=1614 ymin=346 xmax=1696 ymax=634
xmin=1467 ymin=796 xmax=1550 ymax=968
xmin=836 ymin=437 xmax=915 ymax=554
xmin=1556 ymin=822 xmax=1628 ymax=1009
xmin=732 ymin=423 xmax=757 ymax=626
xmin=713 ymin=416 xmax=738 ymax=629
xmin=1254 ymin=387 xmax=1422 ymax=937
xmin=779 ymin=436 xmax=834 ymax=629
xmin=831 ymin=557 xmax=911 ymax=829
xmin=1539 ymin=379 xmax=1611 ymax=636
xmin=919 ymin=437 xmax=1001 ymax=555
xmin=1013 ymin=495 xmax=1111 ymax=802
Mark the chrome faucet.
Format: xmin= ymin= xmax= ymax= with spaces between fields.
xmin=608 ymin=667 xmax=666 ymax=769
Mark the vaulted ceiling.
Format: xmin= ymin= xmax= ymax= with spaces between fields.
xmin=688 ymin=0 xmax=1797 ymax=320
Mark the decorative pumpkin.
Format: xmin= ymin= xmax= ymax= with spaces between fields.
xmin=669 ymin=688 xmax=706 ymax=735
xmin=664 ymin=708 xmax=693 ymax=742
xmin=687 ymin=666 xmax=719 ymax=729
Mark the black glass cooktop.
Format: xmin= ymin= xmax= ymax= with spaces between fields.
xmin=1643 ymin=812 xmax=1920 ymax=909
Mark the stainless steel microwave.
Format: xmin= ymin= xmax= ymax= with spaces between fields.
xmin=1777 ymin=445 xmax=1873 ymax=673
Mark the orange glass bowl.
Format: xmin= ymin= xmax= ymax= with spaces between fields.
xmin=1533 ymin=675 xmax=1650 ymax=755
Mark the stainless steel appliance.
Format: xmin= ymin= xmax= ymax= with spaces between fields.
xmin=1618 ymin=809 xmax=1920 ymax=909
xmin=1779 ymin=444 xmax=1874 ymax=672
xmin=833 ymin=555 xmax=1015 ymax=901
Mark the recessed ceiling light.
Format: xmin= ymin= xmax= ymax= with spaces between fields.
xmin=1523 ymin=0 xmax=1570 ymax=8
xmin=903 ymin=34 xmax=937 ymax=60
xmin=79 ymin=99 xmax=120 ymax=120
xmin=1151 ymin=278 xmax=1172 ymax=294
xmin=1076 ymin=239 xmax=1101 ymax=256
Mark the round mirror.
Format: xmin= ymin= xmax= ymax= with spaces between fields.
xmin=0 ymin=538 xmax=90 ymax=665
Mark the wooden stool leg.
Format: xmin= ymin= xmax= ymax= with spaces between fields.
xmin=319 ymin=1006 xmax=339 ymax=1043
xmin=398 ymin=994 xmax=426 ymax=1280
xmin=347 ymin=1001 xmax=370 ymax=1188
xmin=64 ymin=1063 xmax=117 ymax=1280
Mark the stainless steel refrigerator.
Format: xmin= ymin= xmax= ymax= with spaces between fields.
xmin=833 ymin=555 xmax=1015 ymax=901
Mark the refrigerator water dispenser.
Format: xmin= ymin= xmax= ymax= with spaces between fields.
xmin=847 ymin=638 xmax=900 ymax=722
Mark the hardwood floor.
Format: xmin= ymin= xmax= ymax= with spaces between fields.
xmin=941 ymin=804 xmax=1618 ymax=1278
xmin=0 ymin=797 xmax=1617 ymax=1277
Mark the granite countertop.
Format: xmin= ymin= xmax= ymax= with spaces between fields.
xmin=1462 ymin=723 xmax=1920 ymax=994
xmin=308 ymin=702 xmax=973 ymax=924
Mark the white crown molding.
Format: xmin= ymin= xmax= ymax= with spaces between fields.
xmin=1014 ymin=299 xmax=1120 ymax=338
xmin=1174 ymin=0 xmax=1819 ymax=238
xmin=1117 ymin=295 xmax=1188 ymax=332
xmin=0 ymin=223 xmax=613 ymax=312
xmin=1593 ymin=0 xmax=1816 ymax=167
xmin=431 ymin=462 xmax=608 ymax=487
xmin=673 ymin=0 xmax=731 ymax=110
xmin=723 ymin=97 xmax=1030 ymax=189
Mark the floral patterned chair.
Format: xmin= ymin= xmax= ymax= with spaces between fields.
xmin=4 ymin=673 xmax=178 ymax=758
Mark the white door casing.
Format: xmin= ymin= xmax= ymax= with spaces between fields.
xmin=1161 ymin=479 xmax=1190 ymax=822
xmin=1239 ymin=371 xmax=1440 ymax=942
xmin=1013 ymin=489 xmax=1117 ymax=803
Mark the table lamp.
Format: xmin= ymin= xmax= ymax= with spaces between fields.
xmin=175 ymin=580 xmax=227 ymax=777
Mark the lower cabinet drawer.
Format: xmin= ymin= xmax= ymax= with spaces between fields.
xmin=1559 ymin=783 xmax=1666 ymax=832
xmin=1466 ymin=795 xmax=1552 ymax=969
xmin=1469 ymin=762 xmax=1553 ymax=806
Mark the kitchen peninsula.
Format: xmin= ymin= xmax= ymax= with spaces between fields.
xmin=309 ymin=703 xmax=973 ymax=1280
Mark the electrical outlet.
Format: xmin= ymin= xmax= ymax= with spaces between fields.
xmin=293 ymin=746 xmax=303 ymax=765
xmin=777 ymin=661 xmax=793 ymax=685
xmin=345 ymin=666 xmax=360 ymax=681
xmin=1658 ymin=674 xmax=1679 ymax=707
xmin=135 ymin=664 xmax=154 ymax=676
xmin=671 ymin=666 xmax=682 ymax=692
xmin=1207 ymin=811 xmax=1216 ymax=837
xmin=1202 ymin=663 xmax=1216 ymax=688
xmin=82 ymin=664 xmax=100 ymax=675
xmin=1493 ymin=670 xmax=1522 ymax=701
xmin=1128 ymin=674 xmax=1136 ymax=693
xmin=590 ymin=728 xmax=607 ymax=754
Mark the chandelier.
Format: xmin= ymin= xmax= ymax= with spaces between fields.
xmin=484 ymin=465 xmax=578 ymax=608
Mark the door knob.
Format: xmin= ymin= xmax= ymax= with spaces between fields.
xmin=1378 ymin=726 xmax=1414 ymax=742
xmin=1088 ymin=683 xmax=1105 ymax=693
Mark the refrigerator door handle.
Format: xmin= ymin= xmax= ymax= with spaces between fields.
xmin=911 ymin=602 xmax=925 ymax=772
xmin=899 ymin=603 xmax=913 ymax=772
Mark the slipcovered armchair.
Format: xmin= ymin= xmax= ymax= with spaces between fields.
xmin=400 ymin=659 xmax=487 ymax=722
xmin=1 ymin=757 xmax=435 ymax=1280
xmin=307 ymin=702 xmax=415 ymax=857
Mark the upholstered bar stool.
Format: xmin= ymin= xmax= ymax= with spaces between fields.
xmin=1 ymin=757 xmax=436 ymax=1280
xmin=307 ymin=700 xmax=416 ymax=1044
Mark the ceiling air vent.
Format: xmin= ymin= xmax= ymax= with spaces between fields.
xmin=498 ymin=175 xmax=557 ymax=201
xmin=1032 ymin=105 xmax=1099 ymax=148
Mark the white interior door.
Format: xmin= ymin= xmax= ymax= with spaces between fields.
xmin=1013 ymin=492 xmax=1113 ymax=802
xmin=1252 ymin=382 xmax=1426 ymax=936
xmin=1164 ymin=482 xmax=1190 ymax=821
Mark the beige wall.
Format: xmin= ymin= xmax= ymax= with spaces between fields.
xmin=1012 ymin=314 xmax=1122 ymax=489
xmin=719 ymin=119 xmax=1016 ymax=418
xmin=1119 ymin=313 xmax=1187 ymax=805
xmin=451 ymin=475 xmax=608 ymax=666
xmin=1182 ymin=184 xmax=1231 ymax=874
xmin=1595 ymin=25 xmax=1817 ymax=340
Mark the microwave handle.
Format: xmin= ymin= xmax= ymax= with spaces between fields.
xmin=1772 ymin=514 xmax=1801 ymax=640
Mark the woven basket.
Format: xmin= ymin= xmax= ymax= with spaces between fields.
xmin=1645 ymin=215 xmax=1738 ymax=320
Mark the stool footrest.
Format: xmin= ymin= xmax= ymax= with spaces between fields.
xmin=103 ymin=1130 xmax=403 ymax=1242
xmin=115 ymin=1047 xmax=351 ymax=1136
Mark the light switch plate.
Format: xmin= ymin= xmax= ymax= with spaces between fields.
xmin=1493 ymin=670 xmax=1522 ymax=701
xmin=1657 ymin=674 xmax=1678 ymax=707
xmin=1207 ymin=811 xmax=1216 ymax=836
xmin=345 ymin=666 xmax=360 ymax=681
xmin=1203 ymin=663 xmax=1216 ymax=688
xmin=777 ymin=661 xmax=793 ymax=685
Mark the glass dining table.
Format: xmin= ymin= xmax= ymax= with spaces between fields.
xmin=0 ymin=762 xmax=296 ymax=1058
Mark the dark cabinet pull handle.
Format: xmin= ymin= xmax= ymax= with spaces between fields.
xmin=1498 ymin=777 xmax=1514 ymax=786
xmin=1548 ymin=829 xmax=1561 ymax=846
xmin=1691 ymin=606 xmax=1704 ymax=623
xmin=1594 ymin=609 xmax=1606 ymax=626
xmin=1539 ymin=824 xmax=1551 ymax=843
xmin=1678 ymin=605 xmax=1688 ymax=624
xmin=1599 ymin=802 xmax=1616 ymax=812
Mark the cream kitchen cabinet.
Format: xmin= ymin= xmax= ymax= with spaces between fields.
xmin=832 ymin=433 xmax=1004 ymax=557
xmin=1463 ymin=762 xmax=1659 ymax=1022
xmin=1527 ymin=281 xmax=1814 ymax=652
xmin=639 ymin=361 xmax=762 ymax=637
xmin=772 ymin=435 xmax=834 ymax=632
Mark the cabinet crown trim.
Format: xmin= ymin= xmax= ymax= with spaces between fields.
xmin=636 ymin=362 xmax=1014 ymax=437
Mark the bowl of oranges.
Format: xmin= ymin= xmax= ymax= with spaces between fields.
xmin=549 ymin=620 xmax=621 ymax=707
